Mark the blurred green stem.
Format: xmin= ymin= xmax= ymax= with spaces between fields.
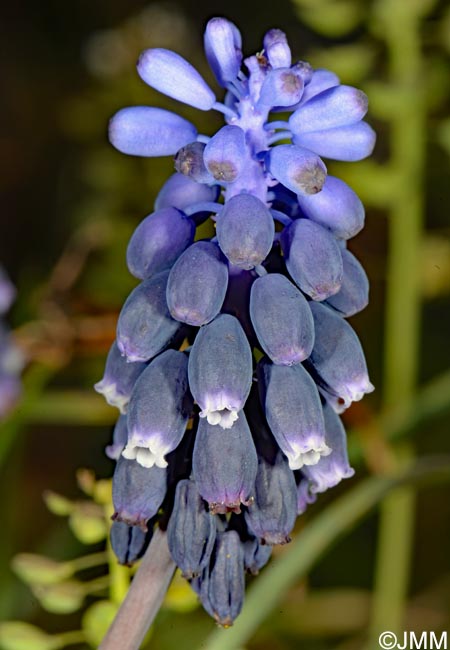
xmin=69 ymin=551 xmax=108 ymax=573
xmin=0 ymin=363 xmax=57 ymax=468
xmin=56 ymin=630 xmax=87 ymax=648
xmin=201 ymin=457 xmax=450 ymax=650
xmin=370 ymin=0 xmax=425 ymax=642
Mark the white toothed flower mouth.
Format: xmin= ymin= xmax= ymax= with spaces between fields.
xmin=199 ymin=407 xmax=239 ymax=429
xmin=287 ymin=441 xmax=332 ymax=471
xmin=310 ymin=463 xmax=355 ymax=493
xmin=94 ymin=380 xmax=129 ymax=414
xmin=339 ymin=376 xmax=375 ymax=409
xmin=122 ymin=437 xmax=169 ymax=469
xmin=198 ymin=392 xmax=243 ymax=429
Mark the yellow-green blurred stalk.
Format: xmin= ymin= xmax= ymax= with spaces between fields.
xmin=369 ymin=0 xmax=428 ymax=644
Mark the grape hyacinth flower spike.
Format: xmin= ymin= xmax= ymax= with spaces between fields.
xmin=99 ymin=16 xmax=376 ymax=627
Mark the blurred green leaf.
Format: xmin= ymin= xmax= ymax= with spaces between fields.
xmin=275 ymin=588 xmax=371 ymax=636
xmin=437 ymin=118 xmax=450 ymax=157
xmin=441 ymin=6 xmax=450 ymax=53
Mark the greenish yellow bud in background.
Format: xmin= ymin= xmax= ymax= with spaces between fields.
xmin=12 ymin=554 xmax=72 ymax=586
xmin=32 ymin=581 xmax=85 ymax=615
xmin=76 ymin=468 xmax=96 ymax=496
xmin=43 ymin=491 xmax=73 ymax=516
xmin=69 ymin=503 xmax=107 ymax=544
xmin=93 ymin=479 xmax=112 ymax=505
xmin=0 ymin=622 xmax=59 ymax=650
xmin=82 ymin=601 xmax=118 ymax=648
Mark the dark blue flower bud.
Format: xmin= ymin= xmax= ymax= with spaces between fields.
xmin=263 ymin=29 xmax=291 ymax=68
xmin=116 ymin=271 xmax=181 ymax=362
xmin=109 ymin=107 xmax=197 ymax=157
xmin=123 ymin=350 xmax=191 ymax=468
xmin=293 ymin=121 xmax=376 ymax=162
xmin=281 ymin=219 xmax=343 ymax=300
xmin=289 ymin=85 xmax=368 ymax=135
xmin=112 ymin=456 xmax=167 ymax=529
xmin=244 ymin=449 xmax=297 ymax=545
xmin=258 ymin=358 xmax=331 ymax=470
xmin=137 ymin=49 xmax=216 ymax=110
xmin=243 ymin=538 xmax=272 ymax=575
xmin=188 ymin=314 xmax=252 ymax=429
xmin=110 ymin=520 xmax=153 ymax=565
xmin=302 ymin=403 xmax=355 ymax=493
xmin=105 ymin=415 xmax=128 ymax=460
xmin=154 ymin=173 xmax=219 ymax=212
xmin=203 ymin=531 xmax=245 ymax=626
xmin=258 ymin=68 xmax=304 ymax=109
xmin=126 ymin=208 xmax=195 ymax=280
xmin=326 ymin=248 xmax=369 ymax=316
xmin=250 ymin=272 xmax=314 ymax=365
xmin=300 ymin=69 xmax=340 ymax=104
xmin=204 ymin=126 xmax=247 ymax=183
xmin=174 ymin=142 xmax=214 ymax=184
xmin=192 ymin=412 xmax=258 ymax=514
xmin=94 ymin=341 xmax=146 ymax=413
xmin=167 ymin=479 xmax=216 ymax=578
xmin=216 ymin=193 xmax=274 ymax=270
xmin=204 ymin=18 xmax=242 ymax=87
xmin=166 ymin=241 xmax=228 ymax=326
xmin=297 ymin=175 xmax=364 ymax=239
xmin=306 ymin=302 xmax=374 ymax=412
xmin=268 ymin=144 xmax=327 ymax=195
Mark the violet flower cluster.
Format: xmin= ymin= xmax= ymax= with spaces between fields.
xmin=95 ymin=18 xmax=375 ymax=626
xmin=0 ymin=267 xmax=23 ymax=418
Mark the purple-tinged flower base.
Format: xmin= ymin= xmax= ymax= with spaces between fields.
xmin=98 ymin=16 xmax=375 ymax=626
